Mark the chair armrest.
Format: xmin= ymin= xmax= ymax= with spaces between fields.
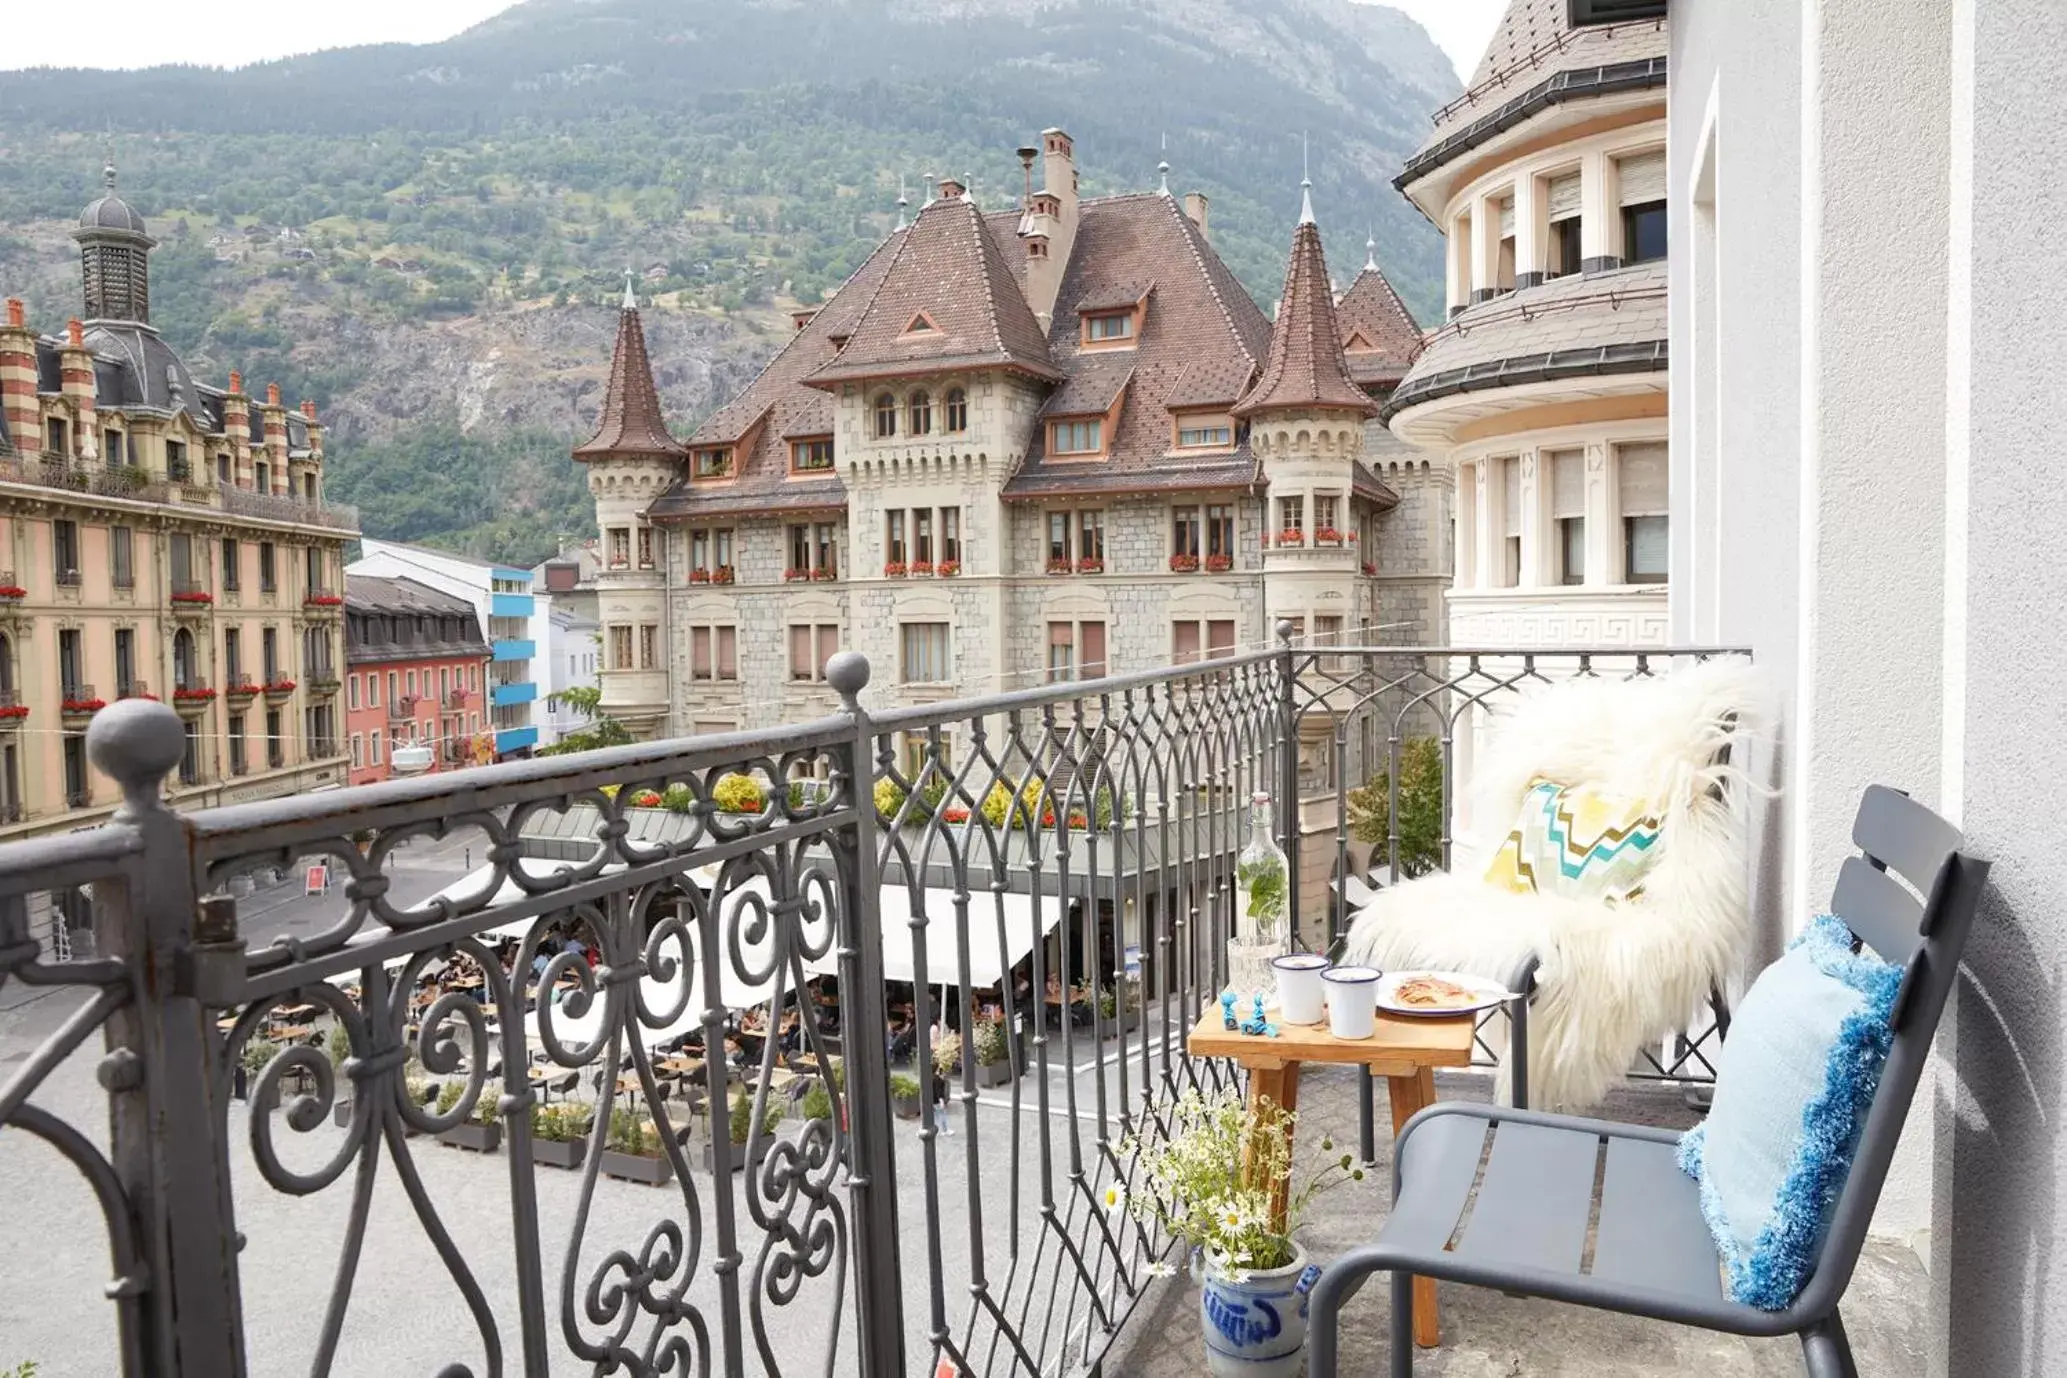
xmin=1505 ymin=953 xmax=1541 ymax=1109
xmin=1396 ymin=1100 xmax=1685 ymax=1157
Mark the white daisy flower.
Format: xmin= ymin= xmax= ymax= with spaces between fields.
xmin=1142 ymin=1261 xmax=1177 ymax=1278
xmin=1101 ymin=1183 xmax=1127 ymax=1216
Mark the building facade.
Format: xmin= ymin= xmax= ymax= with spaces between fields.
xmin=1387 ymin=1 xmax=1670 ymax=649
xmin=348 ymin=539 xmax=544 ymax=760
xmin=343 ymin=575 xmax=491 ymax=784
xmin=578 ymin=132 xmax=1425 ymax=755
xmin=0 ymin=166 xmax=353 ymax=837
xmin=533 ymin=542 xmax=602 ymax=748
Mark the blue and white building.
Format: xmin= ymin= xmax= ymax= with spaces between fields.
xmin=349 ymin=539 xmax=545 ymax=759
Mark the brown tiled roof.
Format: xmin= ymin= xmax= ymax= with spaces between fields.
xmin=1233 ymin=219 xmax=1377 ymax=418
xmin=805 ymin=195 xmax=1058 ymax=388
xmin=1002 ymin=193 xmax=1274 ymax=499
xmin=573 ymin=305 xmax=687 ymax=459
xmin=1408 ymin=0 xmax=1668 ymax=176
xmin=648 ymin=232 xmax=907 ymax=523
xmin=1337 ymin=262 xmax=1424 ymax=389
xmin=1351 ymin=464 xmax=1402 ymax=510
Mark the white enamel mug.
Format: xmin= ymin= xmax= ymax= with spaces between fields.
xmin=1321 ymin=965 xmax=1381 ymax=1040
xmin=1270 ymin=953 xmax=1331 ymax=1025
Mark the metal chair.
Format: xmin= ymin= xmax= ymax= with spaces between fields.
xmin=1309 ymin=785 xmax=1987 ymax=1378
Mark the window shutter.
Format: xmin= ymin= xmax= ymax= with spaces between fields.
xmin=1617 ymin=442 xmax=1669 ymax=514
xmin=789 ymin=626 xmax=811 ymax=679
xmin=692 ymin=627 xmax=712 ymax=678
xmin=1550 ymin=449 xmax=1586 ymax=519
xmin=1208 ymin=620 xmax=1236 ymax=657
xmin=1547 ymin=172 xmax=1581 ymax=220
xmin=1081 ymin=621 xmax=1107 ymax=678
xmin=718 ymin=626 xmax=738 ymax=679
xmin=1616 ymin=149 xmax=1666 ymax=206
xmin=1497 ymin=196 xmax=1515 ymax=237
xmin=1173 ymin=621 xmax=1201 ymax=664
xmin=1502 ymin=456 xmax=1522 ymax=538
xmin=816 ymin=625 xmax=840 ymax=675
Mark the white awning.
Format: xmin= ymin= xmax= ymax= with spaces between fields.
xmin=809 ymin=888 xmax=1066 ymax=989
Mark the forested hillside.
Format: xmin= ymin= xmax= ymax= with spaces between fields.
xmin=0 ymin=0 xmax=1455 ymax=564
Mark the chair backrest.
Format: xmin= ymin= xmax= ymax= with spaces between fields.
xmin=1799 ymin=784 xmax=1988 ymax=1315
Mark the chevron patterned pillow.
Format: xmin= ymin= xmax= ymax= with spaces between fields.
xmin=1482 ymin=778 xmax=1664 ymax=903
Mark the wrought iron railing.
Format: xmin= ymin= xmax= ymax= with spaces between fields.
xmin=0 ymin=637 xmax=1745 ymax=1376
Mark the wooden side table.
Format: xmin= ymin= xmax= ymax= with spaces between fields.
xmin=1186 ymin=1001 xmax=1476 ymax=1347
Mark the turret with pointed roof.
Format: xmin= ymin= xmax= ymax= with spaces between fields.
xmin=573 ymin=279 xmax=686 ymax=461
xmin=1335 ymin=237 xmax=1425 ymax=393
xmin=1234 ymin=182 xmax=1376 ymax=419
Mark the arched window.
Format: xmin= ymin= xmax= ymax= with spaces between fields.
xmin=173 ymin=628 xmax=197 ymax=690
xmin=873 ymin=393 xmax=897 ymax=439
xmin=943 ymin=388 xmax=968 ymax=434
xmin=907 ymin=390 xmax=932 ymax=436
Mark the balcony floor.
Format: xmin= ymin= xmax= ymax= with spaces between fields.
xmin=1101 ymin=1067 xmax=1931 ymax=1377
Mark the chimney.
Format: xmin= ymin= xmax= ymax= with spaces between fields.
xmin=1022 ymin=128 xmax=1081 ymax=329
xmin=301 ymin=399 xmax=317 ymax=420
xmin=0 ymin=301 xmax=40 ymax=458
xmin=937 ymin=176 xmax=966 ymax=201
xmin=59 ymin=319 xmax=96 ymax=457
xmin=228 ymin=370 xmax=242 ymax=395
xmin=1184 ymin=192 xmax=1210 ymax=241
xmin=266 ymin=382 xmax=280 ymax=406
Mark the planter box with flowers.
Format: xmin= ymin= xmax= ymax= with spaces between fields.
xmin=226 ymin=679 xmax=260 ymax=701
xmin=60 ymin=696 xmax=105 ymax=720
xmin=1276 ymin=529 xmax=1306 ymax=548
xmin=1168 ymin=554 xmax=1200 ymax=573
xmin=1118 ymin=1088 xmax=1362 ymax=1377
xmin=689 ymin=569 xmax=712 ymax=584
xmin=264 ymin=679 xmax=297 ymax=699
xmin=0 ymin=704 xmax=27 ymax=723
xmin=710 ymin=566 xmax=736 ymax=586
xmin=0 ymin=585 xmax=24 ymax=603
xmin=1313 ymin=527 xmax=1344 ymax=547
xmin=1045 ymin=558 xmax=1074 ymax=576
xmin=170 ymin=590 xmax=215 ymax=606
xmin=531 ymin=1102 xmax=593 ymax=1170
xmin=811 ymin=567 xmax=837 ymax=582
xmin=302 ymin=593 xmax=344 ymax=609
xmin=1205 ymin=554 xmax=1234 ymax=572
xmin=172 ymin=687 xmax=218 ymax=712
xmin=882 ymin=561 xmax=908 ymax=578
xmin=909 ymin=560 xmax=935 ymax=577
xmin=783 ymin=568 xmax=811 ymax=583
xmin=1076 ymin=557 xmax=1104 ymax=574
xmin=601 ymin=1105 xmax=674 ymax=1185
xmin=935 ymin=560 xmax=961 ymax=577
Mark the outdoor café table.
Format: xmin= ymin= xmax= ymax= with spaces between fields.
xmin=1186 ymin=1000 xmax=1476 ymax=1348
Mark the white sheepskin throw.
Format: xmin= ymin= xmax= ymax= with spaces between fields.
xmin=1342 ymin=658 xmax=1771 ymax=1111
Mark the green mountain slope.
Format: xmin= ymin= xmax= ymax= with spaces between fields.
xmin=0 ymin=0 xmax=1455 ymax=565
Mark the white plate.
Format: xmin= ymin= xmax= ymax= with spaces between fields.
xmin=1376 ymin=970 xmax=1514 ymax=1018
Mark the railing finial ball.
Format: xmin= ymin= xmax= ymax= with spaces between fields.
xmin=826 ymin=650 xmax=871 ymax=703
xmin=1274 ymin=618 xmax=1296 ymax=646
xmin=87 ymin=698 xmax=186 ymax=811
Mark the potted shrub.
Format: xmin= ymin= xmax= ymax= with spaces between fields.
xmin=1120 ymin=976 xmax=1144 ymax=1033
xmin=1097 ymin=987 xmax=1120 ymax=1039
xmin=532 ymin=1101 xmax=593 ymax=1170
xmin=328 ymin=1025 xmax=354 ymax=1127
xmin=236 ymin=1039 xmax=280 ymax=1110
xmin=799 ymin=1083 xmax=835 ymax=1125
xmin=973 ymin=1018 xmax=1013 ymax=1087
xmin=712 ymin=773 xmax=766 ymax=815
xmin=602 ymin=1104 xmax=673 ymax=1185
xmin=1118 ymin=1088 xmax=1362 ymax=1378
xmin=890 ymin=1072 xmax=923 ymax=1120
xmin=439 ymin=1079 xmax=503 ymax=1153
xmin=704 ymin=1092 xmax=784 ymax=1175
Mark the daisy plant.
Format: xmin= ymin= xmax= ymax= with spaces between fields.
xmin=1117 ymin=1087 xmax=1362 ymax=1280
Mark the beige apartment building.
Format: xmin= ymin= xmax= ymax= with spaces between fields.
xmin=0 ymin=167 xmax=354 ymax=840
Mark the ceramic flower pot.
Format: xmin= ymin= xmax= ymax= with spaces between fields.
xmin=1198 ymin=1242 xmax=1322 ymax=1378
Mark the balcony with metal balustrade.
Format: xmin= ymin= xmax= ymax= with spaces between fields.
xmin=0 ymin=632 xmax=1934 ymax=1378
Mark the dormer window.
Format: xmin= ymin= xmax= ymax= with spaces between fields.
xmin=908 ymin=391 xmax=933 ymax=436
xmin=1174 ymin=414 xmax=1234 ymax=451
xmin=790 ymin=437 xmax=835 ymax=473
xmin=1083 ymin=311 xmax=1135 ymax=344
xmin=1051 ymin=419 xmax=1103 ymax=456
xmin=692 ymin=448 xmax=732 ymax=479
xmin=902 ymin=311 xmax=939 ymax=336
xmin=943 ymin=388 xmax=968 ymax=433
xmin=873 ymin=393 xmax=897 ymax=439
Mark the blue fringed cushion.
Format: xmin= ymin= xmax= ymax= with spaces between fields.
xmin=1678 ymin=915 xmax=1901 ymax=1310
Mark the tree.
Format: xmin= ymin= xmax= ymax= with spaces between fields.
xmin=537 ymin=685 xmax=632 ymax=756
xmin=1346 ymin=737 xmax=1446 ymax=879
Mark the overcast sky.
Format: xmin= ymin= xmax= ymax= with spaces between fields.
xmin=1 ymin=0 xmax=1503 ymax=83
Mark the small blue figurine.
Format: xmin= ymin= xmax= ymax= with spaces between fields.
xmin=1220 ymin=990 xmax=1238 ymax=1030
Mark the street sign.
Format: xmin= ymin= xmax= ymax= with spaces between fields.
xmin=1123 ymin=944 xmax=1142 ymax=978
xmin=304 ymin=863 xmax=329 ymax=896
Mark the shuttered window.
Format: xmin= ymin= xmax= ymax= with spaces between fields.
xmin=1616 ymin=149 xmax=1666 ymax=206
xmin=1502 ymin=456 xmax=1522 ymax=538
xmin=1550 ymin=449 xmax=1587 ymax=519
xmin=1617 ymin=442 xmax=1669 ymax=515
xmin=1547 ymin=171 xmax=1582 ymax=220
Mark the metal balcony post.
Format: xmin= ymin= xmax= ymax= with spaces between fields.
xmin=827 ymin=652 xmax=906 ymax=1378
xmin=1274 ymin=619 xmax=1303 ymax=947
xmin=88 ymin=701 xmax=247 ymax=1377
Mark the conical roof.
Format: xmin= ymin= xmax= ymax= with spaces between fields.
xmin=574 ymin=297 xmax=686 ymax=459
xmin=1233 ymin=214 xmax=1376 ymax=418
xmin=1336 ymin=246 xmax=1424 ymax=389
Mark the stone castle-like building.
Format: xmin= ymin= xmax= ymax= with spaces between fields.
xmin=0 ymin=166 xmax=355 ymax=842
xmin=577 ymin=131 xmax=1442 ymax=749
